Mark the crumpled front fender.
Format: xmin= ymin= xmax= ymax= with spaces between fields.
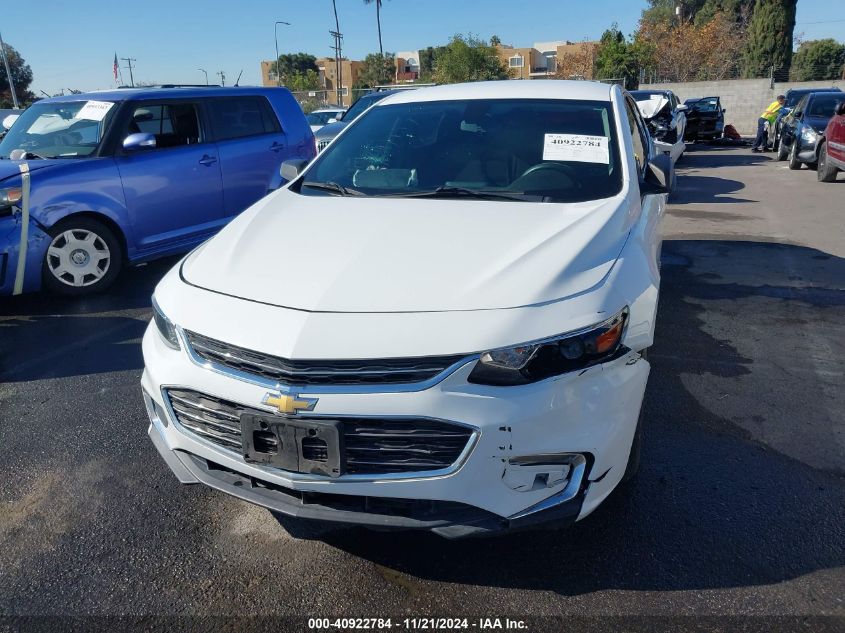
xmin=0 ymin=215 xmax=50 ymax=296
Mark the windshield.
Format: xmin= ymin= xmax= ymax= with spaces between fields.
xmin=0 ymin=100 xmax=117 ymax=159
xmin=686 ymin=97 xmax=719 ymax=112
xmin=342 ymin=93 xmax=386 ymax=121
xmin=807 ymin=95 xmax=843 ymax=118
xmin=296 ymin=98 xmax=623 ymax=204
xmin=630 ymin=91 xmax=667 ymax=102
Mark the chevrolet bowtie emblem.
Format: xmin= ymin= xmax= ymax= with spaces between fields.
xmin=262 ymin=392 xmax=318 ymax=415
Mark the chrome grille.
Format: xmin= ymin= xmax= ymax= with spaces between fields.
xmin=165 ymin=388 xmax=474 ymax=475
xmin=185 ymin=330 xmax=468 ymax=387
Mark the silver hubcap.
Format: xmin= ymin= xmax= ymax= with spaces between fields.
xmin=47 ymin=229 xmax=111 ymax=287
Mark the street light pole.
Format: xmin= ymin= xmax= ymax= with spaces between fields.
xmin=198 ymin=68 xmax=208 ymax=85
xmin=274 ymin=21 xmax=291 ymax=87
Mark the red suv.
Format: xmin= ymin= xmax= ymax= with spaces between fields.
xmin=818 ymin=100 xmax=845 ymax=182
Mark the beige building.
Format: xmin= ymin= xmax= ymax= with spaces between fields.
xmin=495 ymin=40 xmax=598 ymax=80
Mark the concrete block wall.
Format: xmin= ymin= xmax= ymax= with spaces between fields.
xmin=639 ymin=78 xmax=845 ymax=135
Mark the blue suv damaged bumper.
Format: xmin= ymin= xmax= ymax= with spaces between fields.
xmin=0 ymin=215 xmax=50 ymax=295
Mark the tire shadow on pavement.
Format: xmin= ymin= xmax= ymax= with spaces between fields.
xmin=291 ymin=239 xmax=845 ymax=596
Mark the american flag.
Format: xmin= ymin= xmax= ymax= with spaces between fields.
xmin=113 ymin=53 xmax=118 ymax=81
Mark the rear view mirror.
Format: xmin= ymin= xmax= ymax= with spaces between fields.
xmin=642 ymin=153 xmax=672 ymax=196
xmin=327 ymin=117 xmax=338 ymax=124
xmin=280 ymin=158 xmax=309 ymax=181
xmin=123 ymin=132 xmax=156 ymax=151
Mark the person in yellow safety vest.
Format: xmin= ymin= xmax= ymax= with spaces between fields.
xmin=752 ymin=95 xmax=785 ymax=152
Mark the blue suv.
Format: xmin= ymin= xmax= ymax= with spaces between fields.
xmin=0 ymin=86 xmax=315 ymax=295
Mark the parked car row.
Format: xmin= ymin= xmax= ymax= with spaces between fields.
xmin=775 ymin=91 xmax=845 ymax=182
xmin=770 ymin=87 xmax=841 ymax=152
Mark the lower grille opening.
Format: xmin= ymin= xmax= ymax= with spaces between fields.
xmin=302 ymin=437 xmax=329 ymax=462
xmin=253 ymin=431 xmax=279 ymax=454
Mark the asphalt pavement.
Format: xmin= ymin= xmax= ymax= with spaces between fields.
xmin=1 ymin=145 xmax=843 ymax=632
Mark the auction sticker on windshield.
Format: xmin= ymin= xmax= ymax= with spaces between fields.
xmin=74 ymin=100 xmax=114 ymax=121
xmin=543 ymin=133 xmax=609 ymax=164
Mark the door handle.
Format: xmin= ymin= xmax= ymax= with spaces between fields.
xmin=199 ymin=154 xmax=217 ymax=166
xmin=270 ymin=142 xmax=284 ymax=152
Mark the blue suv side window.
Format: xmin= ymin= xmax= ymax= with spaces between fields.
xmin=207 ymin=97 xmax=281 ymax=141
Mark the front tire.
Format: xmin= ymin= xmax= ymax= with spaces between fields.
xmin=788 ymin=140 xmax=802 ymax=170
xmin=42 ymin=217 xmax=123 ymax=295
xmin=817 ymin=143 xmax=839 ymax=182
xmin=776 ymin=137 xmax=789 ymax=161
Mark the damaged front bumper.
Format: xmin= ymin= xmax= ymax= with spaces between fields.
xmin=0 ymin=214 xmax=49 ymax=295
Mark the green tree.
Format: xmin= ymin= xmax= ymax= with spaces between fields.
xmin=0 ymin=42 xmax=34 ymax=108
xmin=418 ymin=45 xmax=448 ymax=80
xmin=694 ymin=0 xmax=756 ymax=26
xmin=742 ymin=0 xmax=797 ymax=77
xmin=358 ymin=52 xmax=395 ymax=87
xmin=791 ymin=39 xmax=845 ymax=81
xmin=431 ymin=35 xmax=510 ymax=84
xmin=285 ymin=69 xmax=321 ymax=92
xmin=363 ymin=0 xmax=390 ymax=56
xmin=594 ymin=25 xmax=639 ymax=88
xmin=274 ymin=53 xmax=318 ymax=83
xmin=490 ymin=35 xmax=502 ymax=46
xmin=641 ymin=0 xmax=708 ymax=26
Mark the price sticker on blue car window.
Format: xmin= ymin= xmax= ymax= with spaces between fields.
xmin=74 ymin=101 xmax=114 ymax=122
xmin=543 ymin=133 xmax=609 ymax=164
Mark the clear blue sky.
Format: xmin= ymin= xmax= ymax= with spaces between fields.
xmin=2 ymin=0 xmax=842 ymax=96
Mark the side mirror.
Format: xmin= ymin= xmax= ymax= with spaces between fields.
xmin=836 ymin=102 xmax=845 ymax=116
xmin=280 ymin=158 xmax=309 ymax=181
xmin=675 ymin=104 xmax=688 ymax=112
xmin=123 ymin=132 xmax=156 ymax=151
xmin=2 ymin=114 xmax=19 ymax=131
xmin=642 ymin=153 xmax=672 ymax=196
xmin=722 ymin=108 xmax=727 ymax=113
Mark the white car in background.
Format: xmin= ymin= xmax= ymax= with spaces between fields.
xmin=630 ymin=89 xmax=687 ymax=163
xmin=306 ymin=107 xmax=346 ymax=133
xmin=142 ymin=80 xmax=670 ymax=538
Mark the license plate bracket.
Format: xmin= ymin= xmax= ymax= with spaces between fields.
xmin=240 ymin=414 xmax=344 ymax=477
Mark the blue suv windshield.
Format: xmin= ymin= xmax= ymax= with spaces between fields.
xmin=0 ymin=100 xmax=117 ymax=159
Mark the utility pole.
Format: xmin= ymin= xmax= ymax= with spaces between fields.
xmin=217 ymin=70 xmax=226 ymax=86
xmin=0 ymin=30 xmax=20 ymax=109
xmin=331 ymin=0 xmax=343 ymax=106
xmin=121 ymin=57 xmax=137 ymax=87
xmin=330 ymin=30 xmax=344 ymax=107
xmin=198 ymin=68 xmax=208 ymax=85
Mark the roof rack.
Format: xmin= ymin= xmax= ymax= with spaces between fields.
xmin=116 ymin=84 xmax=223 ymax=89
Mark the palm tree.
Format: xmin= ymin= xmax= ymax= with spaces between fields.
xmin=363 ymin=0 xmax=386 ymax=56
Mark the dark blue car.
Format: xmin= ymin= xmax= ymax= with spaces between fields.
xmin=0 ymin=86 xmax=315 ymax=295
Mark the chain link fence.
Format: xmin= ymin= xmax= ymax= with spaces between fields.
xmin=640 ymin=62 xmax=845 ymax=87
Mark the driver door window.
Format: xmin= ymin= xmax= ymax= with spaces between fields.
xmin=126 ymin=103 xmax=202 ymax=149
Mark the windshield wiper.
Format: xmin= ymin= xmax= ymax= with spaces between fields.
xmin=393 ymin=186 xmax=544 ymax=202
xmin=301 ymin=181 xmax=364 ymax=196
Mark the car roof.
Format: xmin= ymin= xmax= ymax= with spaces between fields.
xmin=378 ymin=80 xmax=614 ymax=106
xmin=35 ymin=86 xmax=291 ymax=104
xmin=787 ymin=87 xmax=841 ymax=95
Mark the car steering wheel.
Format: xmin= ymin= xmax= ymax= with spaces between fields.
xmin=512 ymin=162 xmax=581 ymax=189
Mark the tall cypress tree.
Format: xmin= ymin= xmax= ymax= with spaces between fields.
xmin=742 ymin=0 xmax=797 ymax=77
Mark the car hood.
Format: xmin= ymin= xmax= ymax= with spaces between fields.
xmin=806 ymin=116 xmax=831 ymax=134
xmin=314 ymin=121 xmax=348 ymax=140
xmin=180 ymin=190 xmax=633 ymax=313
xmin=637 ymin=96 xmax=670 ymax=120
xmin=0 ymin=159 xmax=61 ymax=184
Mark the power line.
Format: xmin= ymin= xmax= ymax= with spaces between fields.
xmin=121 ymin=57 xmax=137 ymax=87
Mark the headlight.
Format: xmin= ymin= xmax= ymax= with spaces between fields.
xmin=468 ymin=308 xmax=629 ymax=386
xmin=801 ymin=126 xmax=819 ymax=143
xmin=0 ymin=186 xmax=22 ymax=213
xmin=152 ymin=298 xmax=180 ymax=350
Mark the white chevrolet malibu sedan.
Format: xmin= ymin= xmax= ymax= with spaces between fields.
xmin=142 ymin=80 xmax=670 ymax=538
